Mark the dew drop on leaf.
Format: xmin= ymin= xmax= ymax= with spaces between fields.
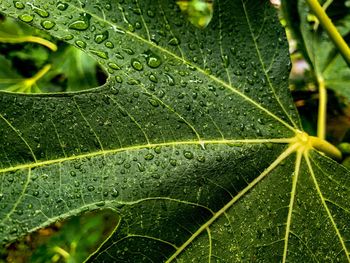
xmin=147 ymin=10 xmax=155 ymax=18
xmin=87 ymin=185 xmax=95 ymax=192
xmin=90 ymin=49 xmax=109 ymax=59
xmin=111 ymin=188 xmax=119 ymax=197
xmin=94 ymin=31 xmax=109 ymax=44
xmin=41 ymin=20 xmax=55 ymax=30
xmin=75 ymin=40 xmax=87 ymax=49
xmin=33 ymin=7 xmax=49 ymax=18
xmin=105 ymin=41 xmax=114 ymax=49
xmin=164 ymin=73 xmax=175 ymax=86
xmin=57 ymin=2 xmax=68 ymax=11
xmin=183 ymin=150 xmax=194 ymax=159
xmin=63 ymin=34 xmax=74 ymax=40
xmin=13 ymin=1 xmax=24 ymax=9
xmin=115 ymin=76 xmax=123 ymax=83
xmin=144 ymin=153 xmax=154 ymax=160
xmin=68 ymin=14 xmax=91 ymax=31
xmin=137 ymin=163 xmax=146 ymax=172
xmin=148 ymin=99 xmax=160 ymax=107
xmin=168 ymin=37 xmax=180 ymax=46
xmin=149 ymin=74 xmax=158 ymax=83
xmin=169 ymin=159 xmax=177 ymax=166
xmin=18 ymin=14 xmax=34 ymax=23
xmin=144 ymin=50 xmax=162 ymax=68
xmin=107 ymin=62 xmax=120 ymax=70
xmin=123 ymin=48 xmax=134 ymax=55
xmin=197 ymin=155 xmax=205 ymax=163
xmin=131 ymin=59 xmax=143 ymax=71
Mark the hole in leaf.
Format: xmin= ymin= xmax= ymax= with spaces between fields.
xmin=0 ymin=16 xmax=107 ymax=94
xmin=2 ymin=209 xmax=119 ymax=263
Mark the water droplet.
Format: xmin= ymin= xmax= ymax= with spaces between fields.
xmin=115 ymin=76 xmax=123 ymax=83
xmin=108 ymin=62 xmax=121 ymax=70
xmin=196 ymin=156 xmax=205 ymax=163
xmin=147 ymin=10 xmax=155 ymax=17
xmin=94 ymin=30 xmax=109 ymax=44
xmin=183 ymin=151 xmax=194 ymax=159
xmin=105 ymin=41 xmax=114 ymax=49
xmin=144 ymin=50 xmax=162 ymax=68
xmin=57 ymin=2 xmax=68 ymax=11
xmin=87 ymin=185 xmax=95 ymax=192
xmin=144 ymin=153 xmax=154 ymax=160
xmin=148 ymin=99 xmax=159 ymax=107
xmin=131 ymin=59 xmax=143 ymax=71
xmin=127 ymin=79 xmax=140 ymax=85
xmin=164 ymin=73 xmax=175 ymax=86
xmin=75 ymin=40 xmax=87 ymax=49
xmin=168 ymin=37 xmax=180 ymax=46
xmin=14 ymin=1 xmax=25 ymax=9
xmin=18 ymin=14 xmax=34 ymax=23
xmin=149 ymin=74 xmax=158 ymax=83
xmin=123 ymin=48 xmax=134 ymax=55
xmin=70 ymin=171 xmax=76 ymax=177
xmin=41 ymin=20 xmax=55 ymax=30
xmin=154 ymin=146 xmax=162 ymax=154
xmin=216 ymin=155 xmax=223 ymax=162
xmin=90 ymin=49 xmax=109 ymax=59
xmin=221 ymin=55 xmax=229 ymax=68
xmin=169 ymin=159 xmax=177 ymax=166
xmin=137 ymin=163 xmax=145 ymax=172
xmin=239 ymin=62 xmax=247 ymax=69
xmin=63 ymin=34 xmax=74 ymax=40
xmin=111 ymin=188 xmax=119 ymax=197
xmin=33 ymin=7 xmax=49 ymax=18
xmin=69 ymin=14 xmax=91 ymax=31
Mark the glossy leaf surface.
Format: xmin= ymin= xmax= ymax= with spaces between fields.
xmin=0 ymin=0 xmax=349 ymax=262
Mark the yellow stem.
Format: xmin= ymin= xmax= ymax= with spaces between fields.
xmin=24 ymin=64 xmax=51 ymax=87
xmin=0 ymin=36 xmax=57 ymax=51
xmin=52 ymin=246 xmax=70 ymax=259
xmin=317 ymin=75 xmax=326 ymax=140
xmin=310 ymin=136 xmax=342 ymax=160
xmin=5 ymin=64 xmax=51 ymax=93
xmin=305 ymin=0 xmax=350 ymax=66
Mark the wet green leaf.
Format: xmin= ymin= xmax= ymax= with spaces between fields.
xmin=0 ymin=0 xmax=350 ymax=262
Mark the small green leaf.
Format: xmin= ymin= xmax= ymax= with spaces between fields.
xmin=177 ymin=0 xmax=214 ymax=28
xmin=282 ymin=0 xmax=350 ymax=98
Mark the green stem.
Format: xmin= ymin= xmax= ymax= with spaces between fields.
xmin=305 ymin=0 xmax=350 ymax=66
xmin=317 ymin=75 xmax=326 ymax=140
xmin=0 ymin=36 xmax=57 ymax=51
xmin=52 ymin=246 xmax=70 ymax=259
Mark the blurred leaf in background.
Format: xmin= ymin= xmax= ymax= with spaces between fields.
xmin=0 ymin=16 xmax=106 ymax=93
xmin=2 ymin=210 xmax=119 ymax=263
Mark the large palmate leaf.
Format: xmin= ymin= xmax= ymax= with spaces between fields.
xmin=282 ymin=0 xmax=350 ymax=98
xmin=0 ymin=0 xmax=350 ymax=262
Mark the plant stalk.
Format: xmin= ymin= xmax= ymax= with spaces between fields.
xmin=305 ymin=0 xmax=350 ymax=66
xmin=0 ymin=36 xmax=57 ymax=51
xmin=317 ymin=75 xmax=326 ymax=140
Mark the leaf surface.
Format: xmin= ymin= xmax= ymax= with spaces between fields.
xmin=0 ymin=0 xmax=349 ymax=262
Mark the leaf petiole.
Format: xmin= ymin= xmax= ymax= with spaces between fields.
xmin=0 ymin=36 xmax=57 ymax=51
xmin=317 ymin=75 xmax=326 ymax=140
xmin=305 ymin=0 xmax=350 ymax=66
